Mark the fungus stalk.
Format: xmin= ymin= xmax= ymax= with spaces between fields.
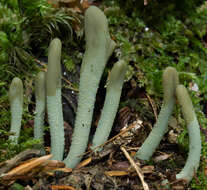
xmin=175 ymin=85 xmax=201 ymax=183
xmin=135 ymin=67 xmax=179 ymax=160
xmin=34 ymin=71 xmax=46 ymax=142
xmin=92 ymin=60 xmax=127 ymax=150
xmin=9 ymin=77 xmax=23 ymax=143
xmin=46 ymin=38 xmax=64 ymax=160
xmin=64 ymin=6 xmax=116 ymax=168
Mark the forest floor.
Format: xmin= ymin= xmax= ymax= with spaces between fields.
xmin=1 ymin=0 xmax=207 ymax=190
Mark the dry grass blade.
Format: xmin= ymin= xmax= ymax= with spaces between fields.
xmin=120 ymin=146 xmax=149 ymax=190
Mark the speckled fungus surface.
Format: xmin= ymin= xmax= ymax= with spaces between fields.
xmin=34 ymin=71 xmax=46 ymax=142
xmin=135 ymin=67 xmax=179 ymax=160
xmin=175 ymin=85 xmax=201 ymax=183
xmin=9 ymin=77 xmax=23 ymax=143
xmin=46 ymin=38 xmax=64 ymax=160
xmin=91 ymin=60 xmax=127 ymax=150
xmin=64 ymin=6 xmax=116 ymax=168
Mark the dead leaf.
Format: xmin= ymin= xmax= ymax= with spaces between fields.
xmin=2 ymin=154 xmax=52 ymax=180
xmin=141 ymin=165 xmax=154 ymax=174
xmin=55 ymin=167 xmax=72 ymax=173
xmin=105 ymin=170 xmax=129 ymax=177
xmin=130 ymin=151 xmax=136 ymax=157
xmin=42 ymin=161 xmax=71 ymax=175
xmin=76 ymin=157 xmax=92 ymax=169
xmin=25 ymin=186 xmax=33 ymax=190
xmin=0 ymin=149 xmax=41 ymax=174
xmin=45 ymin=160 xmax=65 ymax=168
xmin=168 ymin=130 xmax=178 ymax=144
xmin=81 ymin=0 xmax=90 ymax=10
xmin=172 ymin=185 xmax=185 ymax=190
xmin=111 ymin=161 xmax=130 ymax=171
xmin=53 ymin=0 xmax=90 ymax=12
xmin=153 ymin=153 xmax=172 ymax=162
xmin=51 ymin=185 xmax=75 ymax=190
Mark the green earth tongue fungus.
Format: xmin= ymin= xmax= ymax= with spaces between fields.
xmin=64 ymin=6 xmax=116 ymax=168
xmin=135 ymin=67 xmax=179 ymax=161
xmin=9 ymin=77 xmax=23 ymax=143
xmin=175 ymin=85 xmax=201 ymax=183
xmin=34 ymin=71 xmax=46 ymax=142
xmin=91 ymin=60 xmax=128 ymax=150
xmin=46 ymin=38 xmax=64 ymax=160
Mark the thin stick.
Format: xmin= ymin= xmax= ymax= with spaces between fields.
xmin=81 ymin=120 xmax=141 ymax=156
xmin=145 ymin=93 xmax=158 ymax=121
xmin=120 ymin=146 xmax=149 ymax=190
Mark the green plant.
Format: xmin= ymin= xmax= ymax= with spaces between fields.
xmin=91 ymin=60 xmax=128 ymax=150
xmin=46 ymin=38 xmax=64 ymax=160
xmin=18 ymin=0 xmax=79 ymax=53
xmin=64 ymin=6 xmax=116 ymax=168
xmin=9 ymin=77 xmax=23 ymax=143
xmin=135 ymin=67 xmax=179 ymax=160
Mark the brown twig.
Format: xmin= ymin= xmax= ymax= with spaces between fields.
xmin=145 ymin=93 xmax=158 ymax=121
xmin=81 ymin=120 xmax=142 ymax=157
xmin=120 ymin=146 xmax=149 ymax=190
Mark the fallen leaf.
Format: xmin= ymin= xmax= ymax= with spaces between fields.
xmin=141 ymin=165 xmax=154 ymax=174
xmin=45 ymin=160 xmax=65 ymax=168
xmin=0 ymin=149 xmax=41 ymax=174
xmin=153 ymin=153 xmax=172 ymax=162
xmin=42 ymin=160 xmax=72 ymax=176
xmin=130 ymin=151 xmax=136 ymax=157
xmin=2 ymin=154 xmax=52 ymax=180
xmin=168 ymin=130 xmax=178 ymax=144
xmin=51 ymin=185 xmax=75 ymax=190
xmin=111 ymin=161 xmax=130 ymax=171
xmin=81 ymin=0 xmax=90 ymax=10
xmin=105 ymin=170 xmax=129 ymax=177
xmin=76 ymin=157 xmax=92 ymax=169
